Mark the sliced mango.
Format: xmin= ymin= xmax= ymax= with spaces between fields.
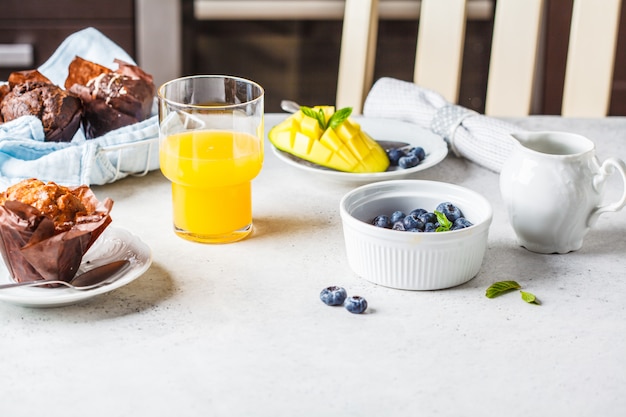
xmin=268 ymin=105 xmax=389 ymax=173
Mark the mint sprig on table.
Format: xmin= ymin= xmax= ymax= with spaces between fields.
xmin=485 ymin=280 xmax=521 ymax=297
xmin=300 ymin=106 xmax=352 ymax=130
xmin=486 ymin=280 xmax=541 ymax=305
xmin=520 ymin=291 xmax=540 ymax=305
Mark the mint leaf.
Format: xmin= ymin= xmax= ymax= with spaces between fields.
xmin=299 ymin=106 xmax=317 ymax=119
xmin=318 ymin=108 xmax=326 ymax=127
xmin=328 ymin=107 xmax=352 ymax=129
xmin=300 ymin=106 xmax=353 ymax=130
xmin=300 ymin=106 xmax=326 ymax=130
xmin=434 ymin=210 xmax=452 ymax=232
xmin=520 ymin=291 xmax=541 ymax=305
xmin=485 ymin=280 xmax=522 ymax=298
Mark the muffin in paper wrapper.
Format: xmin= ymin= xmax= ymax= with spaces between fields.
xmin=0 ymin=183 xmax=113 ymax=284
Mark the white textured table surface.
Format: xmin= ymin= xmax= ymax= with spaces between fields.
xmin=1 ymin=115 xmax=625 ymax=417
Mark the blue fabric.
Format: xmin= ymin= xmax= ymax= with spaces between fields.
xmin=0 ymin=27 xmax=159 ymax=188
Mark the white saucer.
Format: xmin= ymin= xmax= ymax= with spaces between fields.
xmin=269 ymin=116 xmax=448 ymax=184
xmin=0 ymin=226 xmax=152 ymax=308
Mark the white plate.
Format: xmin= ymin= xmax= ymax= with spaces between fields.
xmin=0 ymin=227 xmax=152 ymax=308
xmin=269 ymin=116 xmax=448 ymax=183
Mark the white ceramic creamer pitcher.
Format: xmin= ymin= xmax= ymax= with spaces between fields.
xmin=500 ymin=131 xmax=626 ymax=254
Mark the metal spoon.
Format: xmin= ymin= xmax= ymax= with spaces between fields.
xmin=280 ymin=99 xmax=302 ymax=114
xmin=0 ymin=260 xmax=131 ymax=291
xmin=279 ymin=99 xmax=410 ymax=150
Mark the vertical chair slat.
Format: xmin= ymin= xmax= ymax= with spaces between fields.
xmin=485 ymin=0 xmax=545 ymax=117
xmin=336 ymin=0 xmax=379 ymax=114
xmin=562 ymin=0 xmax=622 ymax=117
xmin=414 ymin=0 xmax=467 ymax=103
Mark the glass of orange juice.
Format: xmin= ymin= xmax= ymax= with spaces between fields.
xmin=157 ymin=75 xmax=264 ymax=243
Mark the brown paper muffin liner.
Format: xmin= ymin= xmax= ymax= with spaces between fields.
xmin=0 ymin=192 xmax=113 ymax=283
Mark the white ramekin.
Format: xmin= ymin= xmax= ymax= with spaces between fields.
xmin=339 ymin=180 xmax=493 ymax=290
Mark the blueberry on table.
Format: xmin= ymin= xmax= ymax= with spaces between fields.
xmin=320 ymin=286 xmax=348 ymax=306
xmin=436 ymin=202 xmax=464 ymax=222
xmin=398 ymin=154 xmax=419 ymax=169
xmin=372 ymin=215 xmax=391 ymax=228
xmin=345 ymin=296 xmax=368 ymax=314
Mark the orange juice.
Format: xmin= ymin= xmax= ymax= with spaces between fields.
xmin=159 ymin=129 xmax=263 ymax=243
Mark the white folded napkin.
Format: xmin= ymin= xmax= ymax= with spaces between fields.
xmin=0 ymin=27 xmax=159 ymax=188
xmin=363 ymin=77 xmax=520 ymax=172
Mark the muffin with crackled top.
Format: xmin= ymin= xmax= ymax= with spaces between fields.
xmin=66 ymin=57 xmax=155 ymax=138
xmin=0 ymin=70 xmax=82 ymax=142
xmin=0 ymin=178 xmax=113 ymax=283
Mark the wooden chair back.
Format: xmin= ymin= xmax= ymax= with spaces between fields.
xmin=336 ymin=0 xmax=622 ymax=117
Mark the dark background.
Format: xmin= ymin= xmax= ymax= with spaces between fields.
xmin=2 ymin=0 xmax=624 ymax=115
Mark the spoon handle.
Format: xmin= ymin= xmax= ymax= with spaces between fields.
xmin=0 ymin=280 xmax=74 ymax=290
xmin=0 ymin=260 xmax=130 ymax=291
xmin=280 ymin=99 xmax=300 ymax=114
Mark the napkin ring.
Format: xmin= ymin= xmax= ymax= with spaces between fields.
xmin=430 ymin=105 xmax=476 ymax=156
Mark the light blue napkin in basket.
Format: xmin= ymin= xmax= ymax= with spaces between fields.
xmin=0 ymin=27 xmax=159 ymax=188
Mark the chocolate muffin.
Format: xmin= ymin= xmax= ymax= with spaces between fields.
xmin=0 ymin=179 xmax=91 ymax=233
xmin=0 ymin=81 xmax=82 ymax=142
xmin=67 ymin=57 xmax=155 ymax=138
xmin=0 ymin=178 xmax=113 ymax=283
xmin=0 ymin=83 xmax=9 ymax=117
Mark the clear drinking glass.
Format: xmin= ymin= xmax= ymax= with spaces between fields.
xmin=158 ymin=75 xmax=264 ymax=243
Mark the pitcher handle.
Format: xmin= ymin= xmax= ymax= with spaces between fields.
xmin=589 ymin=157 xmax=626 ymax=226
